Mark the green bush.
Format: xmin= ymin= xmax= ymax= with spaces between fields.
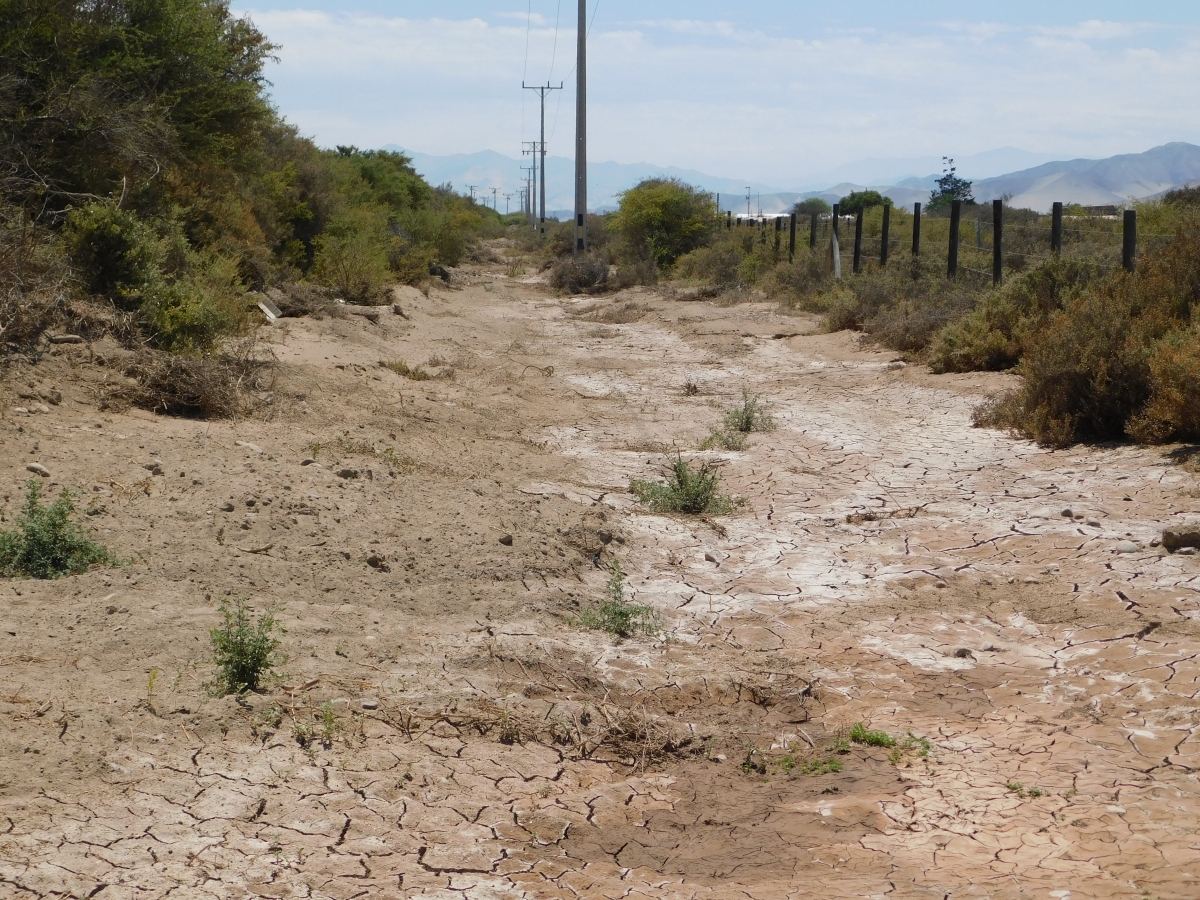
xmin=839 ymin=191 xmax=886 ymax=216
xmin=0 ymin=481 xmax=117 ymax=579
xmin=144 ymin=252 xmax=251 ymax=352
xmin=849 ymin=722 xmax=896 ymax=748
xmin=210 ymin=595 xmax=282 ymax=694
xmin=576 ymin=560 xmax=660 ymax=638
xmin=63 ymin=203 xmax=162 ymax=308
xmin=631 ymin=454 xmax=737 ymax=515
xmin=312 ymin=206 xmax=391 ymax=302
xmin=793 ymin=198 xmax=831 ymax=216
xmin=610 ymin=178 xmax=716 ymax=268
xmin=549 ymin=256 xmax=609 ymax=293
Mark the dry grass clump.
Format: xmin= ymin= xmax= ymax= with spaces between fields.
xmin=549 ymin=257 xmax=609 ymax=294
xmin=631 ymin=453 xmax=738 ymax=515
xmin=380 ymin=359 xmax=435 ymax=380
xmin=702 ymin=390 xmax=776 ymax=450
xmin=113 ymin=337 xmax=277 ymax=419
xmin=575 ymin=300 xmax=650 ymax=324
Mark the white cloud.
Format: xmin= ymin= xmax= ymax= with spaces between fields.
xmin=242 ymin=8 xmax=1200 ymax=184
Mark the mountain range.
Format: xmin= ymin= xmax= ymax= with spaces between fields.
xmin=383 ymin=143 xmax=1200 ymax=217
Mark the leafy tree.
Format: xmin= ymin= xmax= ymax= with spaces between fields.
xmin=610 ymin=178 xmax=716 ymax=267
xmin=839 ymin=190 xmax=887 ymax=216
xmin=929 ymin=158 xmax=974 ymax=210
xmin=793 ymin=197 xmax=832 ymax=217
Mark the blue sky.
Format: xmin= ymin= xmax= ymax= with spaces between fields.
xmin=233 ymin=1 xmax=1200 ymax=183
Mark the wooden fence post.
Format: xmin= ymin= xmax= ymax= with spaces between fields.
xmin=789 ymin=213 xmax=797 ymax=263
xmin=880 ymin=203 xmax=891 ymax=267
xmin=1052 ymin=202 xmax=1063 ymax=254
xmin=774 ymin=217 xmax=782 ymax=256
xmin=912 ymin=202 xmax=922 ymax=257
xmin=948 ymin=199 xmax=961 ymax=278
xmin=832 ymin=204 xmax=840 ymax=241
xmin=1123 ymin=209 xmax=1137 ymax=272
xmin=993 ymin=199 xmax=1003 ymax=286
xmin=809 ymin=212 xmax=818 ymax=249
xmin=853 ymin=209 xmax=864 ymax=274
xmin=727 ymin=211 xmax=732 ymax=230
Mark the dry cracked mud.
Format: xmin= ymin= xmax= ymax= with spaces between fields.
xmin=1 ymin=240 xmax=1198 ymax=899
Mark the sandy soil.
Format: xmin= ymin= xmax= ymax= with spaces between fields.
xmin=1 ymin=240 xmax=1199 ymax=899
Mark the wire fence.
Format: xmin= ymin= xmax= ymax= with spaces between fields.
xmin=725 ymin=201 xmax=1180 ymax=284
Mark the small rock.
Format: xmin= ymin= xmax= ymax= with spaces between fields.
xmin=219 ymin=501 xmax=235 ymax=512
xmin=1060 ymin=508 xmax=1074 ymax=519
xmin=1178 ymin=547 xmax=1198 ymax=556
xmin=1086 ymin=519 xmax=1101 ymax=528
xmin=361 ymin=698 xmax=379 ymax=710
xmin=35 ymin=404 xmax=50 ymax=414
xmin=105 ymin=605 xmax=118 ymax=615
xmin=336 ymin=469 xmax=359 ymax=480
xmin=704 ymin=551 xmax=720 ymax=564
xmin=144 ymin=460 xmax=164 ymax=474
xmin=40 ymin=391 xmax=62 ymax=405
xmin=1163 ymin=528 xmax=1200 ymax=552
xmin=48 ymin=334 xmax=84 ymax=344
xmin=1115 ymin=541 xmax=1140 ymax=554
xmin=301 ymin=458 xmax=317 ymax=466
xmin=367 ymin=554 xmax=389 ymax=571
xmin=597 ymin=529 xmax=613 ymax=545
xmin=499 ymin=534 xmax=514 ymax=546
xmin=952 ymin=648 xmax=974 ymax=659
xmin=25 ymin=463 xmax=50 ymax=478
xmin=13 ymin=407 xmax=29 ymax=414
xmin=235 ymin=441 xmax=264 ymax=454
xmin=934 ymin=581 xmax=948 ymax=589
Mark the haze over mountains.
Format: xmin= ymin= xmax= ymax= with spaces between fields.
xmin=385 ymin=143 xmax=1200 ymax=217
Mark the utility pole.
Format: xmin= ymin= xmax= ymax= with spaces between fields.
xmin=523 ymin=83 xmax=562 ymax=239
xmin=467 ymin=185 xmax=478 ymax=203
xmin=745 ymin=187 xmax=751 ymax=219
xmin=491 ymin=187 xmax=499 ymax=210
xmin=573 ymin=0 xmax=588 ymax=256
xmin=503 ymin=193 xmax=513 ymax=215
xmin=521 ymin=165 xmax=535 ymax=225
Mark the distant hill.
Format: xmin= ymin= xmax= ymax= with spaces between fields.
xmin=972 ymin=143 xmax=1200 ymax=212
xmin=383 ymin=143 xmax=1200 ymax=216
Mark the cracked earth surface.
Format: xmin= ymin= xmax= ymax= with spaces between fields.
xmin=1 ymin=240 xmax=1199 ymax=899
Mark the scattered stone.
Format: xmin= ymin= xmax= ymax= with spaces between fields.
xmin=1086 ymin=519 xmax=1101 ymax=528
xmin=25 ymin=463 xmax=50 ymax=478
xmin=392 ymin=303 xmax=409 ymax=318
xmin=13 ymin=407 xmax=29 ymax=414
xmin=367 ymin=554 xmax=389 ymax=571
xmin=597 ymin=529 xmax=613 ymax=544
xmin=361 ymin=698 xmax=379 ymax=710
xmin=1178 ymin=547 xmax=1198 ymax=556
xmin=1060 ymin=508 xmax=1074 ymax=519
xmin=48 ymin=334 xmax=84 ymax=344
xmin=1115 ymin=541 xmax=1140 ymax=554
xmin=934 ymin=581 xmax=948 ymax=589
xmin=952 ymin=648 xmax=975 ymax=659
xmin=301 ymin=458 xmax=317 ymax=466
xmin=499 ymin=534 xmax=513 ymax=546
xmin=219 ymin=501 xmax=235 ymax=512
xmin=35 ymin=404 xmax=50 ymax=414
xmin=337 ymin=469 xmax=359 ymax=480
xmin=704 ymin=551 xmax=720 ymax=565
xmin=1162 ymin=528 xmax=1200 ymax=552
xmin=235 ymin=441 xmax=263 ymax=454
xmin=105 ymin=605 xmax=118 ymax=615
xmin=40 ymin=390 xmax=62 ymax=405
xmin=144 ymin=460 xmax=164 ymax=476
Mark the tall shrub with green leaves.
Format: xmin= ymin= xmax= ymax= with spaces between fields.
xmin=210 ymin=595 xmax=282 ymax=694
xmin=610 ymin=178 xmax=716 ymax=268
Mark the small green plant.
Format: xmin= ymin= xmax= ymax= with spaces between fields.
xmin=209 ymin=595 xmax=282 ymax=694
xmin=722 ymin=390 xmax=776 ymax=435
xmin=576 ymin=560 xmax=661 ymax=638
xmin=830 ymin=736 xmax=851 ymax=754
xmin=0 ymin=480 xmax=118 ymax=579
xmin=741 ymin=746 xmax=767 ymax=775
xmin=797 ymin=756 xmax=844 ymax=776
xmin=849 ymin=722 xmax=896 ymax=748
xmin=631 ymin=453 xmax=737 ymax=515
xmin=780 ymin=754 xmax=796 ymax=774
xmin=700 ymin=428 xmax=748 ymax=451
xmin=1006 ymin=781 xmax=1026 ymax=797
xmin=380 ymin=359 xmax=430 ymax=381
xmin=318 ymin=700 xmax=339 ymax=747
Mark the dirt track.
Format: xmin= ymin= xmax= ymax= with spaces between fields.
xmin=1 ymin=241 xmax=1199 ymax=899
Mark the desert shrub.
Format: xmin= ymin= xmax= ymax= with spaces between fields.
xmin=928 ymin=257 xmax=1102 ymax=373
xmin=610 ymin=259 xmax=658 ymax=289
xmin=63 ymin=203 xmax=161 ymax=308
xmin=609 ymin=178 xmax=716 ymax=268
xmin=675 ymin=238 xmax=745 ymax=286
xmin=576 ymin=560 xmax=660 ymax=638
xmin=312 ymin=207 xmax=391 ymax=302
xmin=549 ymin=256 xmax=609 ymax=294
xmin=978 ymin=227 xmax=1200 ymax=446
xmin=144 ymin=252 xmax=252 ymax=352
xmin=0 ymin=481 xmax=117 ymax=579
xmin=0 ymin=204 xmax=71 ymax=346
xmin=631 ymin=454 xmax=737 ymax=515
xmin=723 ymin=390 xmax=776 ymax=433
xmin=1127 ymin=327 xmax=1200 ymax=443
xmin=210 ymin=595 xmax=282 ymax=694
xmin=380 ymin=359 xmax=430 ymax=380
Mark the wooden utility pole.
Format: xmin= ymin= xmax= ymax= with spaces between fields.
xmin=573 ymin=0 xmax=588 ymax=255
xmin=948 ymin=199 xmax=962 ymax=278
xmin=912 ymin=202 xmax=922 ymax=257
xmin=1051 ymin=201 xmax=1064 ymax=254
xmin=523 ymin=82 xmax=562 ymax=239
xmin=788 ymin=213 xmax=797 ymax=263
xmin=993 ymin=199 xmax=1003 ymax=286
xmin=880 ymin=203 xmax=891 ymax=267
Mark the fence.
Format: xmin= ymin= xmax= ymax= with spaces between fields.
xmin=724 ymin=199 xmax=1180 ymax=285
